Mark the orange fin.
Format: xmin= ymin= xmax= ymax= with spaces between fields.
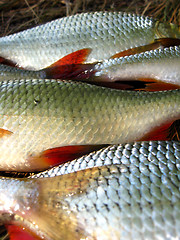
xmin=5 ymin=225 xmax=41 ymax=240
xmin=28 ymin=144 xmax=108 ymax=171
xmin=48 ymin=48 xmax=91 ymax=67
xmin=0 ymin=128 xmax=13 ymax=138
xmin=45 ymin=63 xmax=95 ymax=80
xmin=110 ymin=38 xmax=180 ymax=59
xmin=110 ymin=42 xmax=161 ymax=58
xmin=134 ymin=78 xmax=180 ymax=91
xmin=44 ymin=48 xmax=92 ymax=79
xmin=154 ymin=37 xmax=180 ymax=48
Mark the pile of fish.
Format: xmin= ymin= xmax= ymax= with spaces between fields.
xmin=0 ymin=11 xmax=179 ymax=240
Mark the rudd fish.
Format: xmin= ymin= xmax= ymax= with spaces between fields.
xmin=0 ymin=141 xmax=180 ymax=240
xmin=0 ymin=11 xmax=179 ymax=70
xmin=86 ymin=45 xmax=180 ymax=90
xmin=0 ymin=79 xmax=180 ymax=172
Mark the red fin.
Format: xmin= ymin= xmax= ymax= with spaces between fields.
xmin=45 ymin=63 xmax=95 ymax=80
xmin=48 ymin=48 xmax=91 ymax=67
xmin=44 ymin=48 xmax=93 ymax=79
xmin=135 ymin=78 xmax=180 ymax=91
xmin=110 ymin=38 xmax=180 ymax=59
xmin=0 ymin=57 xmax=17 ymax=67
xmin=40 ymin=144 xmax=108 ymax=166
xmin=154 ymin=37 xmax=180 ymax=48
xmin=140 ymin=122 xmax=173 ymax=141
xmin=110 ymin=42 xmax=161 ymax=58
xmin=0 ymin=128 xmax=13 ymax=138
xmin=28 ymin=144 xmax=108 ymax=171
xmin=5 ymin=225 xmax=41 ymax=240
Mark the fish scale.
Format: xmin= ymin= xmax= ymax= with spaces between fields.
xmin=0 ymin=141 xmax=179 ymax=239
xmin=0 ymin=79 xmax=180 ymax=171
xmin=0 ymin=11 xmax=179 ymax=70
xmin=32 ymin=141 xmax=180 ymax=178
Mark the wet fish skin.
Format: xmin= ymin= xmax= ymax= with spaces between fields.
xmin=92 ymin=45 xmax=180 ymax=84
xmin=1 ymin=79 xmax=180 ymax=172
xmin=0 ymin=11 xmax=179 ymax=70
xmin=0 ymin=141 xmax=180 ymax=240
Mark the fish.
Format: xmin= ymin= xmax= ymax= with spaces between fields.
xmin=0 ymin=48 xmax=91 ymax=81
xmin=0 ymin=141 xmax=180 ymax=240
xmin=0 ymin=78 xmax=180 ymax=172
xmin=0 ymin=11 xmax=179 ymax=70
xmin=79 ymin=45 xmax=180 ymax=90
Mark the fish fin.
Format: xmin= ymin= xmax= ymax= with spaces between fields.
xmin=0 ymin=57 xmax=18 ymax=67
xmin=0 ymin=128 xmax=13 ymax=138
xmin=48 ymin=48 xmax=92 ymax=67
xmin=140 ymin=121 xmax=173 ymax=141
xmin=135 ymin=78 xmax=180 ymax=91
xmin=5 ymin=225 xmax=41 ymax=240
xmin=44 ymin=48 xmax=93 ymax=79
xmin=110 ymin=42 xmax=161 ymax=58
xmin=110 ymin=38 xmax=180 ymax=59
xmin=45 ymin=63 xmax=95 ymax=80
xmin=27 ymin=144 xmax=108 ymax=171
xmin=154 ymin=37 xmax=180 ymax=48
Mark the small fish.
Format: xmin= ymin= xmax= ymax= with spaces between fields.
xmin=0 ymin=141 xmax=180 ymax=240
xmin=0 ymin=48 xmax=91 ymax=81
xmin=0 ymin=79 xmax=180 ymax=172
xmin=80 ymin=45 xmax=180 ymax=90
xmin=0 ymin=11 xmax=179 ymax=70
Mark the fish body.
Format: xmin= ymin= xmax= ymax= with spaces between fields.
xmin=92 ymin=45 xmax=180 ymax=85
xmin=0 ymin=11 xmax=179 ymax=70
xmin=0 ymin=141 xmax=180 ymax=240
xmin=0 ymin=79 xmax=180 ymax=171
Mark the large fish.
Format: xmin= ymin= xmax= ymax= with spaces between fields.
xmin=0 ymin=11 xmax=179 ymax=70
xmin=0 ymin=141 xmax=180 ymax=240
xmin=85 ymin=45 xmax=180 ymax=89
xmin=0 ymin=79 xmax=180 ymax=172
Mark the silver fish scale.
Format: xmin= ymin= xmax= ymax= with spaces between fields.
xmin=56 ymin=158 xmax=180 ymax=239
xmin=32 ymin=141 xmax=180 ymax=178
xmin=0 ymin=12 xmax=158 ymax=70
xmin=0 ymin=64 xmax=46 ymax=81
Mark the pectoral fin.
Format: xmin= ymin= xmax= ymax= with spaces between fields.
xmin=135 ymin=78 xmax=180 ymax=91
xmin=110 ymin=38 xmax=180 ymax=59
xmin=27 ymin=144 xmax=108 ymax=171
xmin=44 ymin=48 xmax=92 ymax=79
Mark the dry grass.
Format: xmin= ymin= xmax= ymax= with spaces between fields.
xmin=0 ymin=0 xmax=179 ymax=36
